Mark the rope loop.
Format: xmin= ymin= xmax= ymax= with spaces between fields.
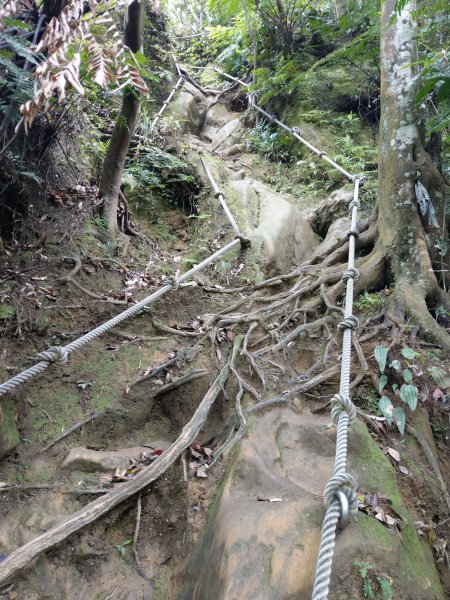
xmin=337 ymin=315 xmax=359 ymax=331
xmin=163 ymin=276 xmax=180 ymax=290
xmin=346 ymin=227 xmax=359 ymax=239
xmin=349 ymin=199 xmax=360 ymax=211
xmin=331 ymin=393 xmax=356 ymax=425
xmin=324 ymin=472 xmax=357 ymax=514
xmin=36 ymin=346 xmax=68 ymax=365
xmin=236 ymin=234 xmax=251 ymax=248
xmin=341 ymin=267 xmax=360 ymax=282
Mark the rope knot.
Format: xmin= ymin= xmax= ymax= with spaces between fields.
xmin=349 ymin=199 xmax=360 ymax=212
xmin=346 ymin=227 xmax=359 ymax=239
xmin=341 ymin=267 xmax=359 ymax=282
xmin=236 ymin=234 xmax=251 ymax=248
xmin=338 ymin=315 xmax=359 ymax=331
xmin=36 ymin=346 xmax=68 ymax=365
xmin=163 ymin=276 xmax=180 ymax=290
xmin=324 ymin=472 xmax=358 ymax=513
xmin=331 ymin=393 xmax=356 ymax=424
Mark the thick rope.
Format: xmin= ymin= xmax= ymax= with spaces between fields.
xmin=311 ymin=178 xmax=361 ymax=600
xmin=0 ymin=239 xmax=240 ymax=397
xmin=198 ymin=154 xmax=251 ymax=247
xmin=193 ymin=65 xmax=355 ymax=182
xmin=149 ymin=75 xmax=185 ymax=133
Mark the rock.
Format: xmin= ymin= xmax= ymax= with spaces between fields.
xmin=247 ymin=179 xmax=320 ymax=272
xmin=211 ymin=119 xmax=242 ymax=151
xmin=0 ymin=366 xmax=19 ymax=460
xmin=178 ymin=410 xmax=444 ymax=600
xmin=220 ymin=143 xmax=246 ymax=158
xmin=309 ymin=216 xmax=351 ymax=262
xmin=166 ymin=82 xmax=207 ymax=135
xmin=304 ymin=185 xmax=354 ymax=235
xmin=63 ymin=441 xmax=171 ymax=472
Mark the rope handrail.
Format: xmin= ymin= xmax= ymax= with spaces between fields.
xmin=185 ymin=65 xmax=356 ymax=182
xmin=0 ymin=68 xmax=250 ymax=398
xmin=198 ymin=154 xmax=251 ymax=247
xmin=149 ymin=74 xmax=185 ymax=133
xmin=311 ymin=178 xmax=361 ymax=600
xmin=0 ymin=238 xmax=241 ymax=397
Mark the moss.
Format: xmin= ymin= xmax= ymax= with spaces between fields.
xmin=349 ymin=421 xmax=404 ymax=515
xmin=0 ymin=394 xmax=19 ymax=458
xmin=0 ymin=303 xmax=15 ymax=320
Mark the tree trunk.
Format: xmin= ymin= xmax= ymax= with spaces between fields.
xmin=99 ymin=0 xmax=144 ymax=237
xmin=374 ymin=0 xmax=450 ymax=349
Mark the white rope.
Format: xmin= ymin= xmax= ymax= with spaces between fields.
xmin=186 ymin=65 xmax=355 ymax=182
xmin=198 ymin=154 xmax=251 ymax=246
xmin=311 ymin=178 xmax=362 ymax=600
xmin=149 ymin=75 xmax=185 ymax=133
xmin=0 ymin=239 xmax=241 ymax=397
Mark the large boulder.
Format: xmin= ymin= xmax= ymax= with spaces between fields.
xmin=177 ymin=407 xmax=444 ymax=600
xmin=166 ymin=82 xmax=207 ymax=135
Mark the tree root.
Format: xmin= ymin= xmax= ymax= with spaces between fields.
xmin=407 ymin=424 xmax=450 ymax=512
xmin=61 ymin=252 xmax=129 ymax=305
xmin=126 ymin=344 xmax=203 ymax=391
xmin=153 ymin=368 xmax=209 ymax=398
xmin=0 ymin=337 xmax=243 ymax=586
xmin=152 ymin=317 xmax=202 ymax=338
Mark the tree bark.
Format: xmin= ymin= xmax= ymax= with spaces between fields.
xmin=99 ymin=0 xmax=144 ymax=237
xmin=374 ymin=0 xmax=450 ymax=349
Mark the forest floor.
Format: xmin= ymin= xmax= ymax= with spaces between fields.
xmin=0 ymin=87 xmax=449 ymax=600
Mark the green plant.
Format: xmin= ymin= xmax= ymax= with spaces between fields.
xmin=355 ymin=292 xmax=385 ymax=312
xmin=354 ymin=562 xmax=393 ymax=599
xmin=116 ymin=538 xmax=132 ymax=557
xmin=430 ymin=421 xmax=448 ymax=443
xmin=373 ymin=345 xmax=424 ymax=435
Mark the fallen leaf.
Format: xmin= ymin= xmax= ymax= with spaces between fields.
xmin=387 ymin=447 xmax=400 ymax=462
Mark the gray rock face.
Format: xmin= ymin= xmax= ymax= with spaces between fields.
xmin=166 ymin=82 xmax=207 ymax=135
xmin=178 ymin=409 xmax=444 ymax=600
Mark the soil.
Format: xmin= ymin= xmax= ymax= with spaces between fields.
xmin=0 ymin=96 xmax=449 ymax=600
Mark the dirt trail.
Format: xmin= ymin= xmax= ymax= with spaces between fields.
xmin=0 ymin=77 xmax=449 ymax=600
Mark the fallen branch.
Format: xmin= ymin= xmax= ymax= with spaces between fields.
xmin=0 ymin=337 xmax=242 ymax=585
xmin=40 ymin=411 xmax=100 ymax=453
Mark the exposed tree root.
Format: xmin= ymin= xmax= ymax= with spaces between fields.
xmin=407 ymin=424 xmax=450 ymax=512
xmin=0 ymin=337 xmax=243 ymax=586
xmin=153 ymin=368 xmax=209 ymax=398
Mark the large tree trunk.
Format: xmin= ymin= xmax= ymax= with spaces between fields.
xmin=374 ymin=0 xmax=450 ymax=349
xmin=99 ymin=0 xmax=144 ymax=237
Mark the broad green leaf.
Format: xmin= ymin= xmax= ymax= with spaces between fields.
xmin=401 ymin=347 xmax=416 ymax=361
xmin=390 ymin=360 xmax=401 ymax=371
xmin=379 ymin=375 xmax=388 ymax=392
xmin=402 ymin=368 xmax=413 ymax=384
xmin=379 ymin=396 xmax=393 ymax=424
xmin=393 ymin=407 xmax=406 ymax=436
xmin=374 ymin=345 xmax=388 ymax=374
xmin=428 ymin=366 xmax=450 ymax=389
xmin=400 ymin=384 xmax=418 ymax=410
